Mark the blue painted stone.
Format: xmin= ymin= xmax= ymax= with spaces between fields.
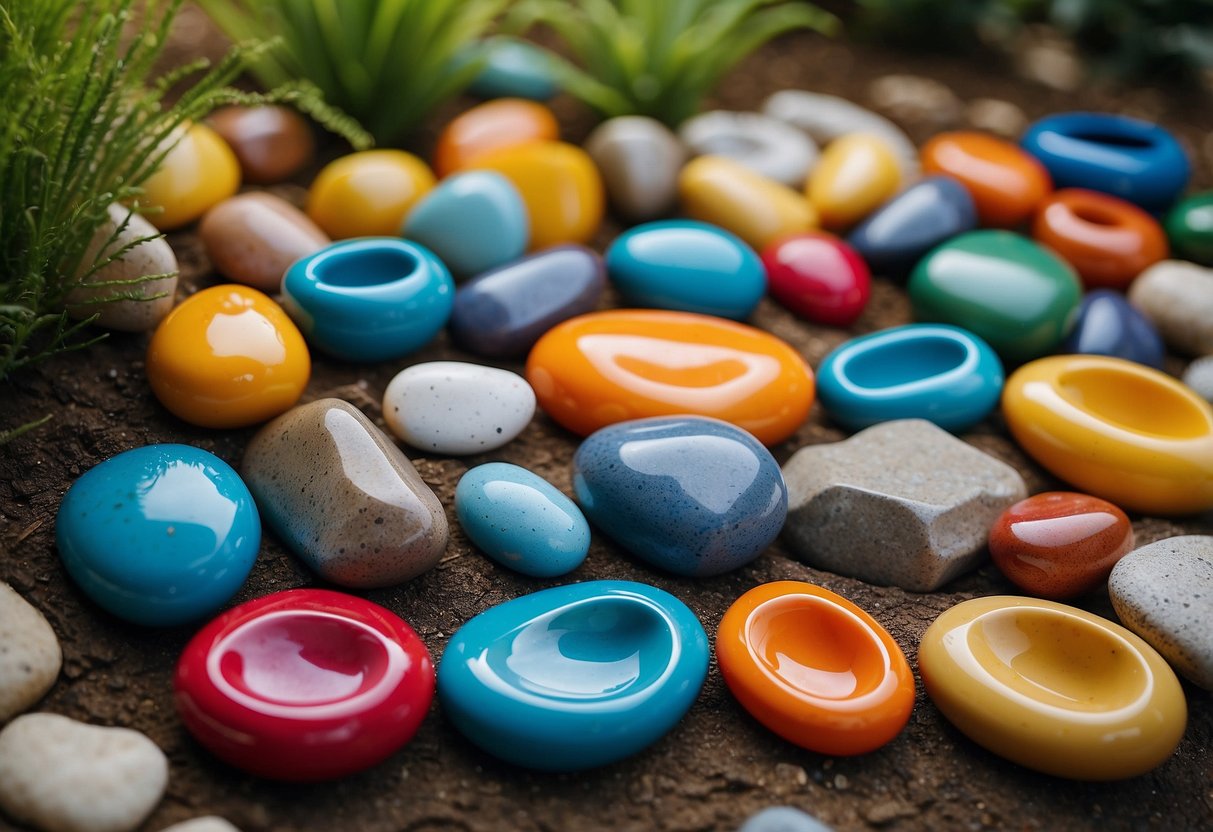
xmin=573 ymin=416 xmax=787 ymax=577
xmin=455 ymin=462 xmax=590 ymax=578
xmin=55 ymin=444 xmax=260 ymax=626
xmin=282 ymin=237 xmax=454 ymax=362
xmin=1061 ymin=289 xmax=1165 ymax=369
xmin=737 ymin=807 xmax=836 ymax=832
xmin=817 ymin=324 xmax=1004 ymax=433
xmin=402 ymin=171 xmax=528 ymax=278
xmin=1021 ymin=112 xmax=1190 ymax=213
xmin=605 ymin=220 xmax=765 ymax=320
xmin=449 ymin=244 xmax=605 ymax=357
xmin=438 ymin=580 xmax=708 ymax=770
xmin=467 ymin=37 xmax=560 ymax=101
xmin=847 ymin=176 xmax=977 ymax=277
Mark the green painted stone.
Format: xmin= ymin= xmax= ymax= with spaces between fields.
xmin=1165 ymin=192 xmax=1213 ymax=266
xmin=909 ymin=230 xmax=1082 ymax=363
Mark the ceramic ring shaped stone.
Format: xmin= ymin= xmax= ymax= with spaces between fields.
xmin=716 ymin=581 xmax=914 ymax=756
xmin=678 ymin=110 xmax=818 ymax=188
xmin=1021 ymin=112 xmax=1189 ymax=213
xmin=1002 ymin=355 xmax=1213 ymax=515
xmin=817 ymin=324 xmax=1003 ymax=432
xmin=437 ymin=580 xmax=709 ymax=771
xmin=174 ymin=589 xmax=434 ymax=781
xmin=281 ymin=237 xmax=454 ymax=362
xmin=918 ymin=596 xmax=1187 ymax=780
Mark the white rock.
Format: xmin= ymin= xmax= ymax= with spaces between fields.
xmin=1128 ymin=260 xmax=1213 ymax=355
xmin=159 ymin=818 xmax=242 ymax=832
xmin=0 ymin=583 xmax=61 ymax=723
xmin=383 ymin=362 xmax=535 ymax=455
xmin=678 ymin=110 xmax=819 ymax=188
xmin=868 ymin=74 xmax=962 ymax=127
xmin=1183 ymin=354 xmax=1213 ymax=401
xmin=965 ymin=98 xmax=1028 ymax=138
xmin=0 ymin=713 xmax=168 ymax=832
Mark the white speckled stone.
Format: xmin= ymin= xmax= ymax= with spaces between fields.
xmin=1109 ymin=535 xmax=1213 ymax=690
xmin=1182 ymin=355 xmax=1213 ymax=401
xmin=679 ymin=110 xmax=819 ymax=187
xmin=158 ymin=818 xmax=241 ymax=832
xmin=383 ymin=362 xmax=535 ymax=455
xmin=0 ymin=584 xmax=61 ymax=723
xmin=0 ymin=713 xmax=167 ymax=832
xmin=1128 ymin=260 xmax=1213 ymax=355
xmin=782 ymin=420 xmax=1027 ymax=592
xmin=585 ymin=116 xmax=687 ymax=222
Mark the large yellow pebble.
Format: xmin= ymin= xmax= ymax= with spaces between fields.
xmin=140 ymin=123 xmax=240 ymax=231
xmin=678 ymin=156 xmax=818 ymax=251
xmin=807 ymin=133 xmax=901 ymax=230
xmin=307 ymin=150 xmax=436 ymax=239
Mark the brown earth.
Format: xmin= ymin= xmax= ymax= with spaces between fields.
xmin=2 ymin=8 xmax=1212 ymax=832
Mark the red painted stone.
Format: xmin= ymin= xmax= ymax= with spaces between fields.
xmin=175 ymin=589 xmax=434 ymax=781
xmin=761 ymin=232 xmax=871 ymax=327
xmin=988 ymin=492 xmax=1134 ymax=599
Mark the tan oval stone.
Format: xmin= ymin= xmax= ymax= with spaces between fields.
xmin=199 ymin=193 xmax=329 ymax=292
xmin=208 ymin=105 xmax=314 ymax=185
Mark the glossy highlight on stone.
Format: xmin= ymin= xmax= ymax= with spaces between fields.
xmin=679 ymin=156 xmax=818 ymax=252
xmin=307 ymin=150 xmax=435 ymax=239
xmin=433 ymin=98 xmax=560 ymax=176
xmin=846 ymin=176 xmax=977 ymax=278
xmin=140 ymin=123 xmax=240 ymax=231
xmin=920 ymin=131 xmax=1051 ymax=228
xmin=1061 ymin=289 xmax=1165 ymax=369
xmin=1165 ymin=191 xmax=1213 ymax=265
xmin=806 ymin=134 xmax=901 ymax=230
xmin=762 ymin=232 xmax=870 ymax=327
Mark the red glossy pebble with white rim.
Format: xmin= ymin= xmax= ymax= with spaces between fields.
xmin=174 ymin=588 xmax=434 ymax=781
xmin=762 ymin=232 xmax=871 ymax=327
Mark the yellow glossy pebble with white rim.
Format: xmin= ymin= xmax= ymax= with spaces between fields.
xmin=807 ymin=133 xmax=901 ymax=230
xmin=140 ymin=123 xmax=240 ymax=230
xmin=679 ymin=156 xmax=818 ymax=251
xmin=1002 ymin=354 xmax=1213 ymax=515
xmin=307 ymin=150 xmax=436 ymax=239
xmin=918 ymin=596 xmax=1186 ymax=780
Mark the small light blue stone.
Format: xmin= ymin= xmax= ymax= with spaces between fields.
xmin=1061 ymin=288 xmax=1165 ymax=369
xmin=402 ymin=172 xmax=529 ymax=278
xmin=467 ymin=37 xmax=560 ymax=101
xmin=738 ymin=807 xmax=835 ymax=832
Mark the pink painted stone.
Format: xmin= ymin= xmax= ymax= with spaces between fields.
xmin=761 ymin=232 xmax=871 ymax=327
xmin=199 ymin=193 xmax=330 ymax=292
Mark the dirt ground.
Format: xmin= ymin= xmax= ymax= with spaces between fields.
xmin=2 ymin=9 xmax=1212 ymax=832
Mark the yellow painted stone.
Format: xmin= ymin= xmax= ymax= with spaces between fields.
xmin=807 ymin=133 xmax=901 ymax=230
xmin=307 ymin=150 xmax=436 ymax=239
xmin=140 ymin=123 xmax=240 ymax=231
xmin=678 ymin=156 xmax=818 ymax=251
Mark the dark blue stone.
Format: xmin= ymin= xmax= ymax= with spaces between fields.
xmin=1062 ymin=289 xmax=1165 ymax=368
xmin=847 ymin=176 xmax=977 ymax=278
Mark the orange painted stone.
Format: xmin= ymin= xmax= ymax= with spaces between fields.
xmin=433 ymin=98 xmax=560 ymax=177
xmin=921 ymin=131 xmax=1051 ymax=228
xmin=525 ymin=310 xmax=814 ymax=445
xmin=989 ymin=492 xmax=1135 ymax=599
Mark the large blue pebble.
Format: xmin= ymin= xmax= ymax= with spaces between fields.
xmin=1061 ymin=289 xmax=1165 ymax=369
xmin=55 ymin=444 xmax=260 ymax=626
xmin=573 ymin=416 xmax=787 ymax=577
xmin=606 ymin=220 xmax=765 ymax=320
xmin=438 ymin=580 xmax=708 ymax=770
xmin=847 ymin=176 xmax=977 ymax=277
xmin=467 ymin=37 xmax=560 ymax=101
xmin=402 ymin=172 xmax=528 ymax=278
xmin=455 ymin=462 xmax=590 ymax=578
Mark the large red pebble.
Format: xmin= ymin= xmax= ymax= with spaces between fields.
xmin=762 ymin=232 xmax=871 ymax=326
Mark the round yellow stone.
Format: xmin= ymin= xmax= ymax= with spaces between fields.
xmin=140 ymin=123 xmax=240 ymax=231
xmin=807 ymin=133 xmax=901 ymax=230
xmin=307 ymin=150 xmax=436 ymax=239
xmin=678 ymin=156 xmax=818 ymax=251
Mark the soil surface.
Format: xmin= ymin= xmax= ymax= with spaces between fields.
xmin=2 ymin=9 xmax=1212 ymax=832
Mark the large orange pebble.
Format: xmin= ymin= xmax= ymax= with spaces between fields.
xmin=307 ymin=150 xmax=435 ymax=239
xmin=678 ymin=155 xmax=818 ymax=251
xmin=147 ymin=285 xmax=310 ymax=429
xmin=469 ymin=141 xmax=604 ymax=250
xmin=922 ymin=131 xmax=1051 ymax=228
xmin=140 ymin=123 xmax=240 ymax=230
xmin=433 ymin=98 xmax=560 ymax=177
xmin=525 ymin=309 xmax=814 ymax=445
xmin=807 ymin=134 xmax=901 ymax=230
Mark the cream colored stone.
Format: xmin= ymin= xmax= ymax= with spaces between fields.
xmin=0 ymin=583 xmax=60 ymax=723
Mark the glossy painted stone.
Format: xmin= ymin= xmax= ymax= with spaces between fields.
xmin=450 ymin=245 xmax=605 ymax=357
xmin=468 ymin=141 xmax=604 ymax=250
xmin=679 ymin=156 xmax=817 ymax=251
xmin=56 ymin=445 xmax=260 ymax=626
xmin=989 ymin=492 xmax=1134 ymax=599
xmin=572 ymin=416 xmax=787 ymax=577
xmin=585 ymin=116 xmax=685 ymax=222
xmin=307 ymin=150 xmax=435 ymax=239
xmin=918 ymin=596 xmax=1187 ymax=780
xmin=817 ymin=324 xmax=1003 ymax=432
xmin=1002 ymin=355 xmax=1213 ymax=515
xmin=846 ymin=176 xmax=977 ymax=277
xmin=762 ymin=232 xmax=870 ymax=326
xmin=281 ymin=238 xmax=454 ymax=362
xmin=909 ymin=230 xmax=1082 ymax=362
xmin=1032 ymin=189 xmax=1167 ymax=289
xmin=199 ymin=193 xmax=330 ymax=292
xmin=920 ymin=131 xmax=1051 ymax=228
xmin=526 ymin=310 xmax=814 ymax=445
xmin=141 ymin=123 xmax=240 ymax=230
xmin=1164 ymin=191 xmax=1213 ymax=265
xmin=401 ymin=171 xmax=527 ymax=278
xmin=606 ymin=220 xmax=765 ymax=320
xmin=1061 ymin=289 xmax=1165 ymax=369
xmin=717 ymin=581 xmax=913 ymax=756
xmin=1127 ymin=260 xmax=1213 ymax=355
xmin=437 ymin=580 xmax=708 ymax=770
xmin=433 ymin=98 xmax=560 ymax=177
xmin=806 ymin=134 xmax=901 ymax=230
xmin=455 ymin=462 xmax=589 ymax=577
xmin=175 ymin=589 xmax=434 ymax=781
xmin=146 ymin=285 xmax=309 ymax=428
xmin=208 ymin=105 xmax=314 ymax=184
xmin=679 ymin=110 xmax=818 ymax=187
xmin=468 ymin=37 xmax=559 ymax=101
xmin=1021 ymin=112 xmax=1190 ymax=212
xmin=243 ymin=399 xmax=449 ymax=588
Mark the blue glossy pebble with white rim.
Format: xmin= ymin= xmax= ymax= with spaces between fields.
xmin=817 ymin=324 xmax=1004 ymax=433
xmin=573 ymin=416 xmax=787 ymax=577
xmin=605 ymin=220 xmax=765 ymax=320
xmin=55 ymin=444 xmax=260 ymax=626
xmin=437 ymin=579 xmax=708 ymax=770
xmin=1062 ymin=289 xmax=1165 ymax=369
xmin=401 ymin=171 xmax=528 ymax=278
xmin=468 ymin=36 xmax=560 ymax=101
xmin=1021 ymin=112 xmax=1189 ymax=213
xmin=281 ymin=237 xmax=454 ymax=362
xmin=455 ymin=462 xmax=590 ymax=578
xmin=847 ymin=176 xmax=977 ymax=278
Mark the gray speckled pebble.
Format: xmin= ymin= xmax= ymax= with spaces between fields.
xmin=679 ymin=110 xmax=818 ymax=187
xmin=243 ymin=398 xmax=448 ymax=588
xmin=1109 ymin=535 xmax=1213 ymax=690
xmin=1127 ymin=260 xmax=1213 ymax=355
xmin=782 ymin=420 xmax=1026 ymax=592
xmin=1182 ymin=355 xmax=1213 ymax=402
xmin=738 ymin=807 xmax=834 ymax=832
xmin=0 ymin=583 xmax=61 ymax=723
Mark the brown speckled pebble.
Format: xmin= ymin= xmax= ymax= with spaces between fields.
xmin=207 ymin=105 xmax=314 ymax=185
xmin=781 ymin=419 xmax=1027 ymax=592
xmin=199 ymin=193 xmax=329 ymax=293
xmin=242 ymin=398 xmax=448 ymax=588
